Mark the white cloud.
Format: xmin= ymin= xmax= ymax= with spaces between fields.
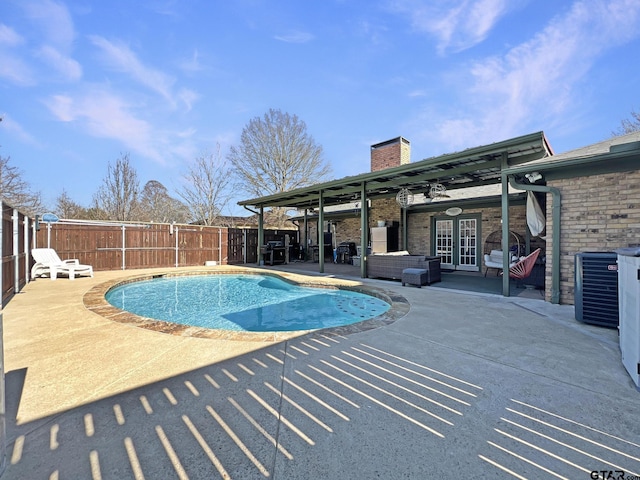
xmin=274 ymin=30 xmax=314 ymax=43
xmin=0 ymin=114 xmax=38 ymax=145
xmin=45 ymin=89 xmax=163 ymax=162
xmin=176 ymin=127 xmax=197 ymax=139
xmin=89 ymin=35 xmax=176 ymax=103
xmin=426 ymin=0 xmax=640 ymax=149
xmin=47 ymin=94 xmax=74 ymax=121
xmin=16 ymin=1 xmax=82 ymax=84
xmin=44 ymin=86 xmax=204 ymax=166
xmin=179 ymin=49 xmax=204 ymax=73
xmin=178 ymin=88 xmax=200 ymax=112
xmin=388 ymin=0 xmax=514 ymax=54
xmin=0 ymin=24 xmax=24 ymax=46
xmin=0 ymin=24 xmax=32 ymax=85
xmin=21 ymin=0 xmax=75 ymax=48
xmin=38 ymin=45 xmax=82 ymax=81
xmin=0 ymin=52 xmax=35 ymax=85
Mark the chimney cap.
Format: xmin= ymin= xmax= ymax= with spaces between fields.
xmin=371 ymin=136 xmax=410 ymax=150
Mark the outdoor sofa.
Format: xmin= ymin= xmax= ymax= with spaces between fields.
xmin=366 ymin=251 xmax=441 ymax=283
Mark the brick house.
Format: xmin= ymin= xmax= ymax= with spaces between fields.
xmin=239 ymin=131 xmax=640 ymax=305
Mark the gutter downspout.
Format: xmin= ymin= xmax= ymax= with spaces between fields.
xmin=243 ymin=205 xmax=264 ymax=265
xmin=244 ymin=205 xmax=263 ymax=265
xmin=243 ymin=205 xmax=259 ymax=216
xmin=508 ymin=176 xmax=561 ymax=304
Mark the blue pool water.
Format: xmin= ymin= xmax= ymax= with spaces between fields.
xmin=105 ymin=274 xmax=390 ymax=332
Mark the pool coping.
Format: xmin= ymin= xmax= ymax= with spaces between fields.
xmin=82 ymin=266 xmax=410 ymax=342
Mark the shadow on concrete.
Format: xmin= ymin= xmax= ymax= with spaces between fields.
xmin=3 ymin=323 xmax=639 ymax=479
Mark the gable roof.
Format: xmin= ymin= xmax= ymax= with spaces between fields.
xmin=503 ymin=131 xmax=640 ymax=179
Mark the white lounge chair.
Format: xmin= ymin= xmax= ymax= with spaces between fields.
xmin=31 ymin=248 xmax=94 ymax=280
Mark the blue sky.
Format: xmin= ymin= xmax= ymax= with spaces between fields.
xmin=2 ymin=0 xmax=639 ymax=216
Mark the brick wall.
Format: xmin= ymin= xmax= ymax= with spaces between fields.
xmin=298 ymin=198 xmax=403 ymax=253
xmin=406 ymin=205 xmax=533 ymax=256
xmin=370 ymin=198 xmax=401 ymax=229
xmin=371 ymin=137 xmax=410 ymax=172
xmin=548 ymin=170 xmax=640 ymax=304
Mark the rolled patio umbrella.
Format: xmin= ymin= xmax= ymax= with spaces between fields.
xmin=527 ymin=191 xmax=546 ymax=237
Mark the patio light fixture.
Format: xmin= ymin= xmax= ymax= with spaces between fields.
xmin=396 ymin=188 xmax=413 ymax=208
xmin=525 ymin=172 xmax=543 ymax=183
xmin=427 ymin=183 xmax=449 ymax=199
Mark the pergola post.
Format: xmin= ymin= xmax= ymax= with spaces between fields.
xmin=258 ymin=206 xmax=264 ymax=265
xmin=360 ymin=182 xmax=368 ymax=278
xmin=402 ymin=204 xmax=408 ymax=251
xmin=318 ymin=190 xmax=324 ymax=273
xmin=501 ymin=154 xmax=511 ymax=297
xmin=303 ymin=209 xmax=308 ymax=260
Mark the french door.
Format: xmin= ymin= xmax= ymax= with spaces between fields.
xmin=434 ymin=216 xmax=479 ymax=271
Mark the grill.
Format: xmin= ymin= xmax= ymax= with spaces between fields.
xmin=336 ymin=242 xmax=357 ymax=264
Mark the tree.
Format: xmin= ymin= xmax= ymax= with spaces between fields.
xmin=55 ymin=189 xmax=88 ymax=219
xmin=612 ymin=108 xmax=640 ymax=136
xmin=227 ymin=108 xmax=331 ymax=225
xmin=0 ymin=153 xmax=44 ymax=216
xmin=178 ymin=146 xmax=233 ymax=226
xmin=93 ymin=153 xmax=140 ymax=221
xmin=138 ymin=180 xmax=190 ymax=223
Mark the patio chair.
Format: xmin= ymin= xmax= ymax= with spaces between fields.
xmin=508 ymin=248 xmax=541 ymax=280
xmin=31 ymin=248 xmax=94 ymax=280
xmin=483 ymin=250 xmax=518 ymax=277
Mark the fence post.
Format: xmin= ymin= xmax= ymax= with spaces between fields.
xmin=243 ymin=229 xmax=247 ymax=264
xmin=121 ymin=225 xmax=126 ymax=270
xmin=0 ymin=206 xmax=7 ymax=475
xmin=175 ymin=226 xmax=179 ymax=267
xmin=12 ymin=209 xmax=19 ymax=294
xmin=218 ymin=228 xmax=222 ymax=264
xmin=23 ymin=215 xmax=29 ymax=284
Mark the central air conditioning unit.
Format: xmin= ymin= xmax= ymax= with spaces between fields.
xmin=575 ymin=252 xmax=619 ymax=328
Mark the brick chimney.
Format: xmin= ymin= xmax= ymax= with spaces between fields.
xmin=370 ymin=137 xmax=410 ymax=172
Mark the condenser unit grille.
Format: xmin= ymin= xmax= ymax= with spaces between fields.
xmin=575 ymin=252 xmax=619 ymax=328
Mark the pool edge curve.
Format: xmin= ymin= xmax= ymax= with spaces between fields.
xmin=83 ymin=266 xmax=410 ymax=342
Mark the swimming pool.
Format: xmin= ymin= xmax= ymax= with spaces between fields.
xmin=105 ymin=274 xmax=391 ymax=332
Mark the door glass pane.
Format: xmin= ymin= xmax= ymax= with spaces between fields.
xmin=458 ymin=218 xmax=477 ymax=266
xmin=435 ymin=220 xmax=453 ymax=265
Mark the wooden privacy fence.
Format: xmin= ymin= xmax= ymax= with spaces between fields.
xmin=33 ymin=220 xmax=299 ymax=272
xmin=34 ymin=221 xmax=230 ymax=271
xmin=1 ymin=210 xmax=300 ymax=305
xmin=2 ymin=202 xmax=33 ymax=306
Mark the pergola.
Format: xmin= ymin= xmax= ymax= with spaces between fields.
xmin=239 ymin=131 xmax=555 ymax=299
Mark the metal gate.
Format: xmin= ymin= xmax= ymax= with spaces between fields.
xmin=227 ymin=228 xmax=244 ymax=264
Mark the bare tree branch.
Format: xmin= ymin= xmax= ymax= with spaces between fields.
xmin=227 ymin=108 xmax=331 ymax=226
xmin=138 ymin=180 xmax=190 ymax=223
xmin=93 ymin=153 xmax=140 ymax=221
xmin=55 ymin=189 xmax=88 ymax=219
xmin=612 ymin=108 xmax=640 ymax=136
xmin=178 ymin=146 xmax=233 ymax=225
xmin=0 ymin=153 xmax=44 ymax=216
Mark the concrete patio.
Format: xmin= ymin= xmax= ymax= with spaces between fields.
xmin=2 ymin=265 xmax=639 ymax=479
